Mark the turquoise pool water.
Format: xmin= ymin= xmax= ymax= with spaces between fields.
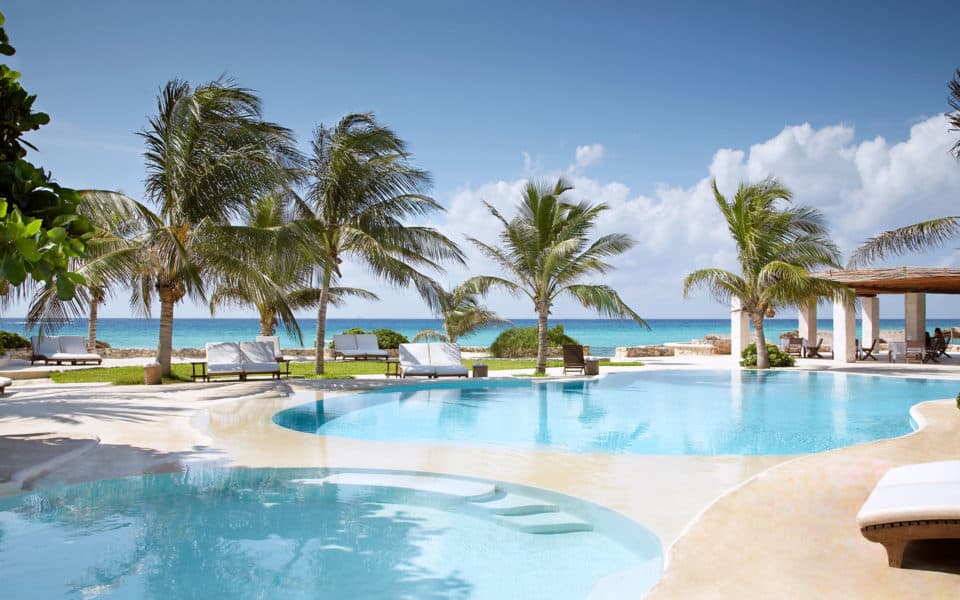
xmin=274 ymin=370 xmax=960 ymax=455
xmin=0 ymin=468 xmax=661 ymax=599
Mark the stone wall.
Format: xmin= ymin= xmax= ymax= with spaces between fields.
xmin=614 ymin=345 xmax=675 ymax=359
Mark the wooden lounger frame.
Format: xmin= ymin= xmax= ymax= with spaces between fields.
xmin=861 ymin=519 xmax=960 ymax=567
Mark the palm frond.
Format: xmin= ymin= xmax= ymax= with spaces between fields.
xmin=847 ymin=217 xmax=960 ymax=267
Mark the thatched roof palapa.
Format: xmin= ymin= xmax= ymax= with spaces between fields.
xmin=815 ymin=267 xmax=960 ymax=296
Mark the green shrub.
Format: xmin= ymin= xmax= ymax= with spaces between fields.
xmin=490 ymin=324 xmax=579 ymax=358
xmin=0 ymin=330 xmax=29 ymax=352
xmin=370 ymin=328 xmax=408 ymax=349
xmin=740 ymin=342 xmax=795 ymax=367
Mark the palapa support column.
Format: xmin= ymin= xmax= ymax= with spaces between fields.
xmin=904 ymin=293 xmax=926 ymax=342
xmin=861 ymin=296 xmax=880 ymax=347
xmin=731 ymin=297 xmax=750 ymax=361
xmin=797 ymin=301 xmax=817 ymax=345
xmin=833 ymin=298 xmax=857 ymax=363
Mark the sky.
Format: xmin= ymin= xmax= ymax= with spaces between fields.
xmin=4 ymin=0 xmax=960 ymax=321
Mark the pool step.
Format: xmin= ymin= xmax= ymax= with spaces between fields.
xmin=294 ymin=473 xmax=498 ymax=501
xmin=470 ymin=493 xmax=560 ymax=515
xmin=495 ymin=511 xmax=593 ymax=534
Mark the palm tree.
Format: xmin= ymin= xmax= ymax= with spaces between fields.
xmin=137 ymin=79 xmax=301 ymax=375
xmin=208 ymin=191 xmax=376 ymax=338
xmin=682 ymin=179 xmax=847 ymax=369
xmin=300 ymin=113 xmax=464 ymax=374
xmin=465 ymin=178 xmax=647 ymax=375
xmin=848 ymin=69 xmax=960 ymax=265
xmin=412 ymin=282 xmax=510 ymax=343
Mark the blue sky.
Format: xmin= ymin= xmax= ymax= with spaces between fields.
xmin=5 ymin=1 xmax=960 ymax=320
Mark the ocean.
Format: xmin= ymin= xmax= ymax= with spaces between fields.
xmin=4 ymin=317 xmax=959 ymax=357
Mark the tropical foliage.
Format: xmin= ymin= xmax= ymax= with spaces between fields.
xmin=489 ymin=324 xmax=578 ymax=358
xmin=413 ymin=281 xmax=509 ymax=343
xmin=299 ymin=113 xmax=464 ymax=374
xmin=740 ymin=342 xmax=794 ymax=368
xmin=0 ymin=12 xmax=91 ymax=299
xmin=466 ymin=178 xmax=647 ymax=374
xmin=682 ymin=178 xmax=847 ymax=369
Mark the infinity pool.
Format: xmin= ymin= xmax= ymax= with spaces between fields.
xmin=0 ymin=468 xmax=661 ymax=599
xmin=274 ymin=370 xmax=959 ymax=454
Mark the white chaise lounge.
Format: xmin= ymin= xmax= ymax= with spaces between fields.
xmin=31 ymin=335 xmax=103 ymax=365
xmin=397 ymin=342 xmax=469 ymax=379
xmin=332 ymin=334 xmax=389 ymax=360
xmin=200 ymin=341 xmax=281 ymax=381
xmin=857 ymin=460 xmax=960 ymax=567
xmin=256 ymin=335 xmax=291 ymax=376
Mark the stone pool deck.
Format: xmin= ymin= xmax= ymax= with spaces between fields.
xmin=1 ymin=354 xmax=959 ymax=597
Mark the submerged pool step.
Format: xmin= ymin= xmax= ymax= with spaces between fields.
xmin=296 ymin=473 xmax=498 ymax=501
xmin=495 ymin=511 xmax=593 ymax=534
xmin=470 ymin=493 xmax=560 ymax=515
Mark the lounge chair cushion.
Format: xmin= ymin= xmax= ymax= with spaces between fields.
xmin=399 ymin=343 xmax=435 ymax=376
xmin=857 ymin=461 xmax=960 ymax=527
xmin=429 ymin=343 xmax=468 ymax=376
xmin=206 ymin=342 xmax=243 ymax=373
xmin=356 ymin=334 xmax=388 ymax=357
xmin=34 ymin=336 xmax=60 ymax=357
xmin=333 ymin=334 xmax=358 ymax=353
xmin=58 ymin=336 xmax=89 ymax=354
xmin=240 ymin=341 xmax=280 ymax=373
xmin=256 ymin=335 xmax=282 ymax=359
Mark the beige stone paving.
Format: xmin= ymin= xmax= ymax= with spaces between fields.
xmin=2 ymin=355 xmax=960 ymax=597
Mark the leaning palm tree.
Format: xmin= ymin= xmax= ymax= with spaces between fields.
xmin=137 ymin=79 xmax=302 ymax=375
xmin=465 ymin=178 xmax=648 ymax=375
xmin=412 ymin=281 xmax=510 ymax=343
xmin=848 ymin=68 xmax=960 ymax=265
xmin=682 ymin=178 xmax=848 ymax=369
xmin=301 ymin=113 xmax=465 ymax=374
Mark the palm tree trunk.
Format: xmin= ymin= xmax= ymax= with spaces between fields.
xmin=536 ymin=307 xmax=549 ymax=375
xmin=87 ymin=297 xmax=100 ymax=353
xmin=158 ymin=287 xmax=176 ymax=377
xmin=752 ymin=313 xmax=770 ymax=369
xmin=314 ymin=268 xmax=332 ymax=375
xmin=258 ymin=308 xmax=275 ymax=336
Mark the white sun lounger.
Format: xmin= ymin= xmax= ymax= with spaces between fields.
xmin=30 ymin=335 xmax=103 ymax=365
xmin=201 ymin=341 xmax=281 ymax=381
xmin=332 ymin=334 xmax=389 ymax=360
xmin=398 ymin=342 xmax=468 ymax=378
xmin=857 ymin=460 xmax=960 ymax=567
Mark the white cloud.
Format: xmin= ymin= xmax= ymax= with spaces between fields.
xmin=425 ymin=115 xmax=960 ymax=320
xmin=574 ymin=143 xmax=606 ymax=168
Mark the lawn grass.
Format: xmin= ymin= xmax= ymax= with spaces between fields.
xmin=49 ymin=357 xmax=644 ymax=385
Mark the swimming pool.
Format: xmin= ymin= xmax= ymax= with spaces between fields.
xmin=274 ymin=370 xmax=960 ymax=455
xmin=0 ymin=468 xmax=661 ymax=599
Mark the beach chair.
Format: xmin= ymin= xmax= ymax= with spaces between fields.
xmin=256 ymin=335 xmax=291 ymax=377
xmin=356 ymin=334 xmax=389 ymax=360
xmin=802 ymin=338 xmax=825 ymax=359
xmin=238 ymin=341 xmax=282 ymax=380
xmin=398 ymin=343 xmax=436 ymax=378
xmin=428 ymin=342 xmax=468 ymax=378
xmin=856 ymin=338 xmax=878 ymax=361
xmin=785 ymin=336 xmax=804 ymax=357
xmin=563 ymin=344 xmax=586 ymax=375
xmin=936 ymin=333 xmax=952 ymax=359
xmin=857 ymin=460 xmax=960 ymax=567
xmin=905 ymin=338 xmax=926 ymax=364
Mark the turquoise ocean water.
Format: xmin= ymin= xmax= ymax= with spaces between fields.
xmin=4 ymin=317 xmax=958 ymax=357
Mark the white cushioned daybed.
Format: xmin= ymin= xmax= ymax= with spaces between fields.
xmin=332 ymin=334 xmax=389 ymax=360
xmin=31 ymin=335 xmax=103 ymax=365
xmin=857 ymin=460 xmax=960 ymax=567
xmin=201 ymin=341 xmax=281 ymax=381
xmin=398 ymin=342 xmax=468 ymax=379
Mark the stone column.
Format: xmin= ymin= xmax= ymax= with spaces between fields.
xmin=904 ymin=293 xmax=926 ymax=342
xmin=861 ymin=296 xmax=880 ymax=346
xmin=797 ymin=301 xmax=818 ymax=345
xmin=833 ymin=298 xmax=856 ymax=363
xmin=731 ymin=297 xmax=751 ymax=360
